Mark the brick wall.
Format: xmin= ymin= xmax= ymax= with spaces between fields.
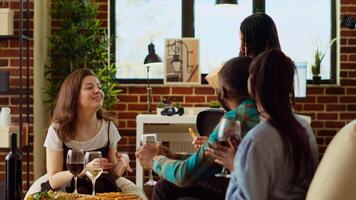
xmin=0 ymin=0 xmax=355 ymax=190
xmin=0 ymin=0 xmax=34 ymax=190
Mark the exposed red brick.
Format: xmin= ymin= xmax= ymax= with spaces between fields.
xmin=128 ymin=87 xmax=147 ymax=94
xmin=118 ymin=112 xmax=139 ymax=120
xmin=341 ymin=30 xmax=356 ymax=37
xmin=317 ymin=96 xmax=338 ymax=103
xmin=303 ymin=104 xmax=324 ymax=111
xmin=172 ymin=87 xmax=193 ymax=94
xmin=340 ymin=71 xmax=348 ymax=77
xmin=317 ymin=113 xmax=338 ymax=120
xmin=318 ymin=130 xmax=337 ymax=136
xmin=340 ymin=96 xmax=356 ymax=103
xmin=307 ymin=87 xmax=324 ymax=95
xmin=0 ymin=97 xmax=9 ymax=104
xmin=128 ymin=104 xmax=147 ymax=111
xmin=326 ymin=104 xmax=347 ymax=111
xmin=341 ymin=79 xmax=356 ymax=86
xmin=206 ymin=96 xmax=218 ymax=102
xmin=325 ymin=121 xmax=346 ymax=128
xmin=295 ymin=96 xmax=316 ymax=103
xmin=139 ymin=95 xmax=162 ymax=103
xmin=348 ymin=105 xmax=356 ymax=111
xmin=340 ymin=113 xmax=356 ymax=119
xmin=350 ymin=55 xmax=356 ymax=61
xmin=152 ymin=87 xmax=170 ymax=94
xmin=161 ymin=96 xmax=184 ymax=103
xmin=325 ymin=87 xmax=345 ymax=95
xmin=341 ymin=47 xmax=356 ymax=53
xmin=294 ymin=104 xmax=302 ymax=111
xmin=118 ymin=95 xmax=138 ymax=102
xmin=112 ymin=103 xmax=127 ymax=111
xmin=315 ymin=137 xmax=324 ymax=145
xmin=185 ymin=96 xmax=205 ymax=103
xmin=0 ymin=59 xmax=8 ymax=66
xmin=127 ymin=120 xmax=136 ymax=128
xmin=194 ymin=87 xmax=215 ymax=94
xmin=311 ymin=121 xmax=324 ymax=128
xmin=347 ymin=88 xmax=356 ymax=95
xmin=341 ymin=63 xmax=356 ymax=70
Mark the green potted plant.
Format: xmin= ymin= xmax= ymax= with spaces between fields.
xmin=44 ymin=0 xmax=120 ymax=110
xmin=311 ymin=38 xmax=337 ymax=84
xmin=208 ymin=100 xmax=221 ymax=108
xmin=311 ymin=47 xmax=323 ymax=84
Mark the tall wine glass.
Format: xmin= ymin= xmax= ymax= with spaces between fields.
xmin=215 ymin=119 xmax=241 ymax=178
xmin=140 ymin=134 xmax=158 ymax=186
xmin=84 ymin=151 xmax=103 ymax=195
xmin=66 ymin=149 xmax=84 ymax=194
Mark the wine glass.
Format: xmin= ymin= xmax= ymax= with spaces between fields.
xmin=66 ymin=149 xmax=84 ymax=194
xmin=215 ymin=119 xmax=241 ymax=178
xmin=84 ymin=151 xmax=103 ymax=195
xmin=140 ymin=134 xmax=158 ymax=186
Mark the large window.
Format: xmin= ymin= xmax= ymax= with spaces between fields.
xmin=112 ymin=0 xmax=336 ymax=83
xmin=266 ymin=0 xmax=334 ymax=81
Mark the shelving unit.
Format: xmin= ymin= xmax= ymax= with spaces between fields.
xmin=0 ymin=0 xmax=31 ymax=190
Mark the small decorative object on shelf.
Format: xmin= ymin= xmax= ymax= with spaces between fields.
xmin=208 ymin=100 xmax=221 ymax=108
xmin=311 ymin=38 xmax=337 ymax=84
xmin=0 ymin=0 xmax=14 ymax=35
xmin=5 ymin=133 xmax=22 ymax=200
xmin=311 ymin=47 xmax=323 ymax=84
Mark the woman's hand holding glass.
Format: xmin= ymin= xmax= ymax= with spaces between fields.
xmin=135 ymin=134 xmax=158 ymax=186
xmin=206 ymin=136 xmax=239 ymax=172
xmin=207 ymin=119 xmax=241 ymax=177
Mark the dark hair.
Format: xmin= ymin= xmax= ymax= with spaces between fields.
xmin=218 ymin=56 xmax=252 ymax=102
xmin=51 ymin=68 xmax=112 ymax=142
xmin=240 ymin=13 xmax=281 ymax=58
xmin=249 ymin=49 xmax=314 ymax=185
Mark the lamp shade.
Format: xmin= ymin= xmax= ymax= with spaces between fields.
xmin=215 ymin=0 xmax=238 ymax=4
xmin=144 ymin=43 xmax=162 ymax=64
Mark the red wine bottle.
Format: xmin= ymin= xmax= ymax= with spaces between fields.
xmin=5 ymin=133 xmax=22 ymax=200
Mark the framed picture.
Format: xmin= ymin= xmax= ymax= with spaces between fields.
xmin=164 ymin=38 xmax=200 ymax=85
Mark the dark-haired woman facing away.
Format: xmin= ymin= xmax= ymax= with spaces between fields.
xmin=226 ymin=49 xmax=319 ymax=200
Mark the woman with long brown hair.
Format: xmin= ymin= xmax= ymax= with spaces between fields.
xmin=40 ymin=69 xmax=146 ymax=198
xmin=226 ymin=49 xmax=319 ymax=199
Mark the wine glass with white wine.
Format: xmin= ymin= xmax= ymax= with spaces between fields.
xmin=140 ymin=134 xmax=158 ymax=186
xmin=66 ymin=149 xmax=84 ymax=194
xmin=84 ymin=151 xmax=103 ymax=195
xmin=215 ymin=119 xmax=241 ymax=178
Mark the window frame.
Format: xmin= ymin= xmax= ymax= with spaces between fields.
xmin=110 ymin=0 xmax=336 ymax=84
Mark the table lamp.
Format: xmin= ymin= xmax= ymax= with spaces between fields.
xmin=144 ymin=42 xmax=161 ymax=113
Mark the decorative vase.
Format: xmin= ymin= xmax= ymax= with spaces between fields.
xmin=312 ymin=76 xmax=321 ymax=84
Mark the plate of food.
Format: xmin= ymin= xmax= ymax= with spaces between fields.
xmin=26 ymin=191 xmax=142 ymax=200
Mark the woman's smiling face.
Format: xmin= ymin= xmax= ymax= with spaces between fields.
xmin=78 ymin=75 xmax=104 ymax=111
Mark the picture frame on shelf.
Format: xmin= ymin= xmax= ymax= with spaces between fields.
xmin=164 ymin=38 xmax=200 ymax=85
